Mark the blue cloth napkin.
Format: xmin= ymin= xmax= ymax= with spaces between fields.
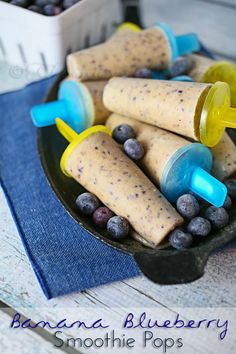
xmin=0 ymin=77 xmax=139 ymax=299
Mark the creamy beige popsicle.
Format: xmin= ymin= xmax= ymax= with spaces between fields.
xmin=188 ymin=54 xmax=236 ymax=108
xmin=67 ymin=27 xmax=172 ymax=81
xmin=211 ymin=132 xmax=236 ymax=180
xmin=63 ymin=128 xmax=183 ymax=247
xmin=106 ymin=114 xmax=227 ymax=207
xmin=106 ymin=113 xmax=191 ymax=185
xmin=188 ymin=54 xmax=215 ymax=81
xmin=103 ymin=77 xmax=212 ymax=141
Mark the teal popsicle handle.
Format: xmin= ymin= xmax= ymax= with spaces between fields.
xmin=175 ymin=33 xmax=200 ymax=56
xmin=31 ymin=100 xmax=68 ymax=127
xmin=190 ymin=167 xmax=227 ymax=207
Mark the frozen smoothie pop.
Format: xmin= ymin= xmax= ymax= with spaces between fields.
xmin=103 ymin=78 xmax=236 ymax=147
xmin=106 ymin=114 xmax=227 ymax=207
xmin=67 ymin=22 xmax=200 ymax=81
xmin=55 ymin=118 xmax=184 ymax=247
xmin=189 ymin=54 xmax=236 ymax=107
xmin=31 ymin=80 xmax=110 ymax=133
xmin=211 ymin=132 xmax=236 ymax=181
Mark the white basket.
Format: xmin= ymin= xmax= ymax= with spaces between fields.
xmin=0 ymin=0 xmax=123 ymax=76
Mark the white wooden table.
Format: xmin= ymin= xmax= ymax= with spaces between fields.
xmin=1 ymin=1 xmax=236 ymax=353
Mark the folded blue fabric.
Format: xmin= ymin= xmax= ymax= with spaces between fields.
xmin=0 ymin=77 xmax=139 ymax=299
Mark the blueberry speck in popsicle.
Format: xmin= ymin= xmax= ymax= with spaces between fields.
xmin=112 ymin=124 xmax=136 ymax=144
xmin=187 ymin=217 xmax=211 ymax=237
xmin=176 ymin=194 xmax=200 ymax=219
xmin=123 ymin=138 xmax=144 ymax=161
xmin=107 ymin=216 xmax=130 ymax=239
xmin=92 ymin=207 xmax=114 ymax=228
xmin=169 ymin=229 xmax=193 ymax=250
xmin=225 ymin=179 xmax=236 ymax=201
xmin=76 ymin=192 xmax=100 ymax=215
xmin=204 ymin=206 xmax=229 ymax=230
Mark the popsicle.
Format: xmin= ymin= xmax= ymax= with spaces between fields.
xmin=55 ymin=118 xmax=184 ymax=247
xmin=31 ymin=80 xmax=110 ymax=133
xmin=211 ymin=132 xmax=236 ymax=181
xmin=106 ymin=113 xmax=227 ymax=207
xmin=103 ymin=77 xmax=236 ymax=147
xmin=188 ymin=54 xmax=236 ymax=107
xmin=67 ymin=23 xmax=200 ymax=81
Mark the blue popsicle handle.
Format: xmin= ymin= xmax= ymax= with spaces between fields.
xmin=190 ymin=167 xmax=227 ymax=207
xmin=31 ymin=100 xmax=68 ymax=127
xmin=175 ymin=33 xmax=200 ymax=56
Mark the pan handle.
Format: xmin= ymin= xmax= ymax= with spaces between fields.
xmin=134 ymin=248 xmax=210 ymax=284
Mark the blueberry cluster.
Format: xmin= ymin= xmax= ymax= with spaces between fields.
xmin=112 ymin=124 xmax=145 ymax=161
xmin=169 ymin=179 xmax=236 ymax=250
xmin=75 ymin=192 xmax=130 ymax=240
xmin=3 ymin=0 xmax=80 ymax=15
xmin=135 ymin=57 xmax=194 ymax=80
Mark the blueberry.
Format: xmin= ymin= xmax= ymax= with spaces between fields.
xmin=176 ymin=194 xmax=200 ymax=219
xmin=48 ymin=0 xmax=61 ymax=5
xmin=112 ymin=124 xmax=136 ymax=144
xmin=76 ymin=192 xmax=100 ymax=215
xmin=35 ymin=0 xmax=47 ymax=6
xmin=223 ymin=195 xmax=232 ymax=210
xmin=92 ymin=207 xmax=114 ymax=228
xmin=53 ymin=5 xmax=62 ymax=15
xmin=43 ymin=4 xmax=55 ymax=15
xmin=187 ymin=217 xmax=211 ymax=237
xmin=10 ymin=0 xmax=29 ymax=7
xmin=169 ymin=229 xmax=193 ymax=250
xmin=225 ymin=179 xmax=236 ymax=201
xmin=63 ymin=0 xmax=79 ymax=9
xmin=107 ymin=216 xmax=130 ymax=239
xmin=168 ymin=57 xmax=193 ymax=78
xmin=43 ymin=4 xmax=62 ymax=15
xmin=123 ymin=138 xmax=144 ymax=161
xmin=135 ymin=67 xmax=152 ymax=79
xmin=28 ymin=5 xmax=43 ymax=13
xmin=204 ymin=206 xmax=229 ymax=230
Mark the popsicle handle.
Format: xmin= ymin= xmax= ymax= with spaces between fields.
xmin=189 ymin=167 xmax=227 ymax=207
xmin=31 ymin=100 xmax=68 ymax=127
xmin=175 ymin=33 xmax=200 ymax=55
xmin=221 ymin=107 xmax=236 ymax=129
xmin=55 ymin=118 xmax=78 ymax=143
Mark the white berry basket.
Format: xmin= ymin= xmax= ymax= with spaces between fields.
xmin=0 ymin=0 xmax=123 ymax=76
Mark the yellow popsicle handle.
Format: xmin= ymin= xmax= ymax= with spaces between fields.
xmin=199 ymin=81 xmax=235 ymax=147
xmin=220 ymin=107 xmax=236 ymax=129
xmin=55 ymin=118 xmax=112 ymax=176
xmin=55 ymin=117 xmax=78 ymax=143
xmin=117 ymin=22 xmax=141 ymax=33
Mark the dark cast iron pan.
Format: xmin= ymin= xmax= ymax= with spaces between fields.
xmin=37 ymin=72 xmax=236 ymax=285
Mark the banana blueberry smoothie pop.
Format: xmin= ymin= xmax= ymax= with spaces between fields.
xmin=188 ymin=54 xmax=236 ymax=107
xmin=103 ymin=77 xmax=236 ymax=147
xmin=106 ymin=114 xmax=227 ymax=207
xmin=211 ymin=133 xmax=236 ymax=181
xmin=67 ymin=22 xmax=199 ymax=81
xmin=31 ymin=80 xmax=110 ymax=133
xmin=55 ymin=118 xmax=183 ymax=247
